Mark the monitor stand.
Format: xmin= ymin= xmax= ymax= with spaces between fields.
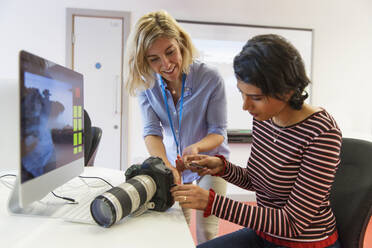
xmin=8 ymin=177 xmax=66 ymax=218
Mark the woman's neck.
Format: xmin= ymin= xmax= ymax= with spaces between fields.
xmin=272 ymin=104 xmax=321 ymax=127
xmin=272 ymin=105 xmax=297 ymax=127
xmin=165 ymin=76 xmax=182 ymax=93
xmin=164 ymin=76 xmax=183 ymax=105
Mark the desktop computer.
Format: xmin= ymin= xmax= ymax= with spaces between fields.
xmin=6 ymin=51 xmax=173 ymax=226
xmin=8 ymin=50 xmax=85 ymax=216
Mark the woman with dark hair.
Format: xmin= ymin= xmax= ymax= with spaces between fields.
xmin=172 ymin=34 xmax=342 ymax=248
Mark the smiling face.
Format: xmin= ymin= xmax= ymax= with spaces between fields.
xmin=237 ymin=80 xmax=290 ymax=122
xmin=146 ymin=37 xmax=183 ymax=85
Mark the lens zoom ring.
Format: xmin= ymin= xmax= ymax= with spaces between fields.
xmin=107 ymin=187 xmax=132 ymax=218
xmin=128 ymin=178 xmax=147 ymax=206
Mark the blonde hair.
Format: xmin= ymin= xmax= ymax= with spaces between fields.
xmin=124 ymin=10 xmax=198 ymax=96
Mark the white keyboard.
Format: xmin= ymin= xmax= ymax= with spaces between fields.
xmin=61 ymin=188 xmax=107 ymax=224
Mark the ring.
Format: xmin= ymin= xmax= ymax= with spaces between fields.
xmin=184 ymin=196 xmax=187 ymax=201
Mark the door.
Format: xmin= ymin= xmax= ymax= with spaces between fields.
xmin=69 ymin=12 xmax=128 ymax=170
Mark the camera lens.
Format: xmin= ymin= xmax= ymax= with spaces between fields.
xmin=90 ymin=175 xmax=156 ymax=227
xmin=90 ymin=195 xmax=116 ymax=227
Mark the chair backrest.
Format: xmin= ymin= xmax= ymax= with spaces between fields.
xmin=85 ymin=126 xmax=102 ymax=167
xmin=84 ymin=110 xmax=92 ymax=166
xmin=330 ymin=137 xmax=372 ymax=248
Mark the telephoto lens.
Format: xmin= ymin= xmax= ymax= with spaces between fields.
xmin=90 ymin=175 xmax=156 ymax=227
xmin=90 ymin=156 xmax=174 ymax=228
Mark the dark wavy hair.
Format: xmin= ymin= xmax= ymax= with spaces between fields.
xmin=233 ymin=34 xmax=310 ymax=110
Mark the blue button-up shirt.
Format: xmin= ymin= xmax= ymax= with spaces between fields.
xmin=138 ymin=61 xmax=230 ymax=183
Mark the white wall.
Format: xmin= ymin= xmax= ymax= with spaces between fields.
xmin=1 ymin=0 xmax=372 ymax=197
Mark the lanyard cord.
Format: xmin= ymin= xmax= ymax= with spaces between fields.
xmin=158 ymin=73 xmax=186 ymax=156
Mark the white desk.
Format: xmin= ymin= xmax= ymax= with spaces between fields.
xmin=0 ymin=167 xmax=195 ymax=248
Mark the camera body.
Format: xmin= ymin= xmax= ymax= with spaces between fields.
xmin=125 ymin=156 xmax=174 ymax=212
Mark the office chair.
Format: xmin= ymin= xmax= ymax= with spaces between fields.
xmin=84 ymin=110 xmax=92 ymax=166
xmin=330 ymin=137 xmax=372 ymax=248
xmin=86 ymin=126 xmax=102 ymax=167
xmin=84 ymin=110 xmax=103 ymax=167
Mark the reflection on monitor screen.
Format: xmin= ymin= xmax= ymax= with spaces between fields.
xmin=21 ymin=71 xmax=82 ymax=182
xmin=8 ymin=50 xmax=84 ymax=215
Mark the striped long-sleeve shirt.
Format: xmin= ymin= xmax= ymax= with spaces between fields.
xmin=211 ymin=109 xmax=342 ymax=247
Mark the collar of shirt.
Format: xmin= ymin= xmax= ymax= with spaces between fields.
xmin=157 ymin=75 xmax=193 ymax=98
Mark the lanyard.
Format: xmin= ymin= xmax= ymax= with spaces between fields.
xmin=158 ymin=73 xmax=186 ymax=156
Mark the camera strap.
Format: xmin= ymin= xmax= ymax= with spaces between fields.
xmin=158 ymin=73 xmax=186 ymax=156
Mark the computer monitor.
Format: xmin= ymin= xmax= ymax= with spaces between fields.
xmin=8 ymin=50 xmax=84 ymax=215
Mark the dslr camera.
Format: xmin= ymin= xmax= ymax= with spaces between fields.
xmin=90 ymin=156 xmax=174 ymax=227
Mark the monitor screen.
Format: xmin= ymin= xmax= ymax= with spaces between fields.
xmin=16 ymin=50 xmax=84 ymax=208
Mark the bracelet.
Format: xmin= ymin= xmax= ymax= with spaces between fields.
xmin=203 ymin=188 xmax=216 ymax=217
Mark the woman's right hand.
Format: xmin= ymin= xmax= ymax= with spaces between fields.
xmin=169 ymin=166 xmax=181 ymax=184
xmin=183 ymin=154 xmax=224 ymax=176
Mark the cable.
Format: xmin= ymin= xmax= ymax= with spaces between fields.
xmin=0 ymin=175 xmax=77 ymax=204
xmin=1 ymin=174 xmax=113 ymax=203
xmin=51 ymin=191 xmax=77 ymax=204
xmin=0 ymin=174 xmax=16 ymax=190
xmin=78 ymin=175 xmax=114 ymax=188
xmin=0 ymin=174 xmax=16 ymax=179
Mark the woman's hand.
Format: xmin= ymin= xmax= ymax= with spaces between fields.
xmin=183 ymin=154 xmax=225 ymax=176
xmin=176 ymin=144 xmax=200 ymax=174
xmin=170 ymin=184 xmax=209 ymax=210
xmin=182 ymin=144 xmax=200 ymax=156
xmin=171 ymin=167 xmax=181 ymax=184
xmin=165 ymin=162 xmax=181 ymax=184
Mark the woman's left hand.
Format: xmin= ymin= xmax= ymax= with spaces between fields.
xmin=170 ymin=184 xmax=209 ymax=210
xmin=176 ymin=144 xmax=200 ymax=173
xmin=182 ymin=144 xmax=200 ymax=156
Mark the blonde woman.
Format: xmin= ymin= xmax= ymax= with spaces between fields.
xmin=124 ymin=10 xmax=230 ymax=243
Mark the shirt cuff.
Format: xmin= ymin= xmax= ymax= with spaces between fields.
xmin=143 ymin=128 xmax=163 ymax=139
xmin=203 ymin=188 xmax=216 ymax=218
xmin=207 ymin=126 xmax=226 ymax=136
xmin=213 ymin=154 xmax=227 ymax=176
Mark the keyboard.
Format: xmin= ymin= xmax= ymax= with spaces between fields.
xmin=61 ymin=187 xmax=108 ymax=224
